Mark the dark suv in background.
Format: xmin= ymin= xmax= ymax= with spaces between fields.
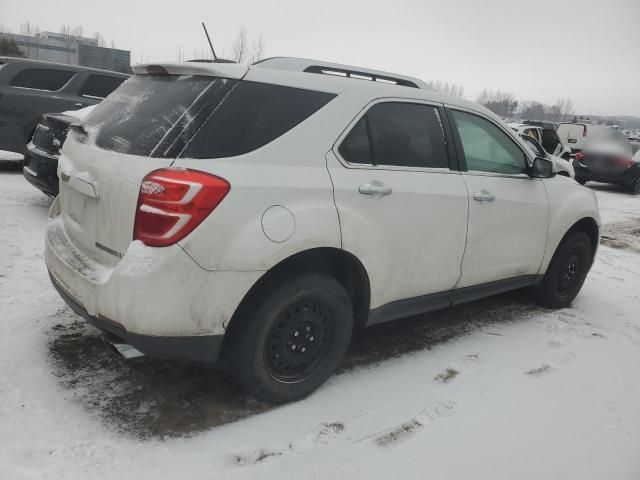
xmin=0 ymin=57 xmax=128 ymax=154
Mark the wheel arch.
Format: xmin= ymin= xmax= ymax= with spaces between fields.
xmin=546 ymin=216 xmax=600 ymax=271
xmin=220 ymin=247 xmax=371 ymax=360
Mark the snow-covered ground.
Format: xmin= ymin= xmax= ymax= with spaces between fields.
xmin=1 ymin=172 xmax=640 ymax=480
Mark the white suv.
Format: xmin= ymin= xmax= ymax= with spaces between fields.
xmin=45 ymin=58 xmax=600 ymax=403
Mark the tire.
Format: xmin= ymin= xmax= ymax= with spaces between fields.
xmin=230 ymin=273 xmax=353 ymax=403
xmin=576 ymin=177 xmax=587 ymax=185
xmin=534 ymin=232 xmax=593 ymax=309
xmin=629 ymin=176 xmax=640 ymax=195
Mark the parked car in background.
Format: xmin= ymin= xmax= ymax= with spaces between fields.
xmin=519 ymin=134 xmax=574 ymax=178
xmin=0 ymin=57 xmax=127 ymax=155
xmin=23 ymin=105 xmax=96 ymax=197
xmin=508 ymin=122 xmax=571 ymax=159
xmin=555 ymin=123 xmax=626 ymax=156
xmin=557 ymin=123 xmax=588 ymax=153
xmin=573 ymin=129 xmax=639 ymax=193
xmin=45 ymin=58 xmax=600 ymax=403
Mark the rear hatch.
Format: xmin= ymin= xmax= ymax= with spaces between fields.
xmin=57 ymin=64 xmax=248 ymax=269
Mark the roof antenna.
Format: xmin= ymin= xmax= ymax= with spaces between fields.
xmin=201 ymin=22 xmax=218 ymax=61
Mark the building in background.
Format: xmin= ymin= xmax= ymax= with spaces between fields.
xmin=0 ymin=31 xmax=130 ymax=73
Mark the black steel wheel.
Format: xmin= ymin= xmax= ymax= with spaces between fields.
xmin=555 ymin=246 xmax=585 ymax=297
xmin=265 ymin=300 xmax=334 ymax=383
xmin=229 ymin=273 xmax=353 ymax=403
xmin=534 ymin=231 xmax=593 ymax=308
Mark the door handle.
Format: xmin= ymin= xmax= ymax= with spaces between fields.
xmin=473 ymin=189 xmax=495 ymax=202
xmin=74 ymin=103 xmax=85 ymax=107
xmin=359 ymin=182 xmax=392 ymax=196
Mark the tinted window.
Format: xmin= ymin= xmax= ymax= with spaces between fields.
xmin=81 ymin=74 xmax=218 ymax=156
xmin=451 ymin=110 xmax=526 ymax=175
xmin=10 ymin=68 xmax=75 ymax=91
xmin=339 ymin=102 xmax=449 ymax=168
xmin=181 ymin=82 xmax=335 ymax=159
xmin=80 ymin=74 xmax=126 ymax=99
xmin=339 ymin=118 xmax=370 ymax=164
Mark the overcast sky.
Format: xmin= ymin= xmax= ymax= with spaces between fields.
xmin=2 ymin=0 xmax=638 ymax=116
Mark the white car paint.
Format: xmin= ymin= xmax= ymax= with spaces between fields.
xmin=45 ymin=58 xmax=600 ymax=348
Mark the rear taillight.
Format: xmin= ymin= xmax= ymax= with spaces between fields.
xmin=133 ymin=168 xmax=230 ymax=247
xmin=575 ymin=151 xmax=584 ymax=162
xmin=613 ymin=157 xmax=634 ymax=168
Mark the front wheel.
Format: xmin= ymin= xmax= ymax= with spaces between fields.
xmin=230 ymin=273 xmax=353 ymax=403
xmin=534 ymin=232 xmax=593 ymax=308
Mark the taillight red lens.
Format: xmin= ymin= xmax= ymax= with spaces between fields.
xmin=134 ymin=168 xmax=230 ymax=247
xmin=575 ymin=152 xmax=584 ymax=162
xmin=613 ymin=157 xmax=634 ymax=168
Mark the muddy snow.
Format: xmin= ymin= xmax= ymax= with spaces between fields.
xmin=1 ymin=171 xmax=640 ymax=479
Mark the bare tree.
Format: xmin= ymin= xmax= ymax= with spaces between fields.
xmin=93 ymin=32 xmax=105 ymax=47
xmin=231 ymin=27 xmax=248 ymax=63
xmin=249 ymin=34 xmax=265 ymax=63
xmin=555 ymin=98 xmax=574 ymax=122
xmin=519 ymin=101 xmax=547 ymax=121
xmin=427 ymin=80 xmax=465 ymax=98
xmin=20 ymin=22 xmax=33 ymax=57
xmin=60 ymin=25 xmax=73 ymax=63
xmin=477 ymin=89 xmax=518 ymax=118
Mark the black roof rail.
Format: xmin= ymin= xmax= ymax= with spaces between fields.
xmin=303 ymin=65 xmax=419 ymax=89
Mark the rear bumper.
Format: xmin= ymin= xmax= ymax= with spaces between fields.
xmin=45 ymin=213 xmax=263 ymax=362
xmin=573 ymin=160 xmax=640 ymax=187
xmin=50 ymin=272 xmax=224 ymax=362
xmin=23 ymin=143 xmax=59 ymax=196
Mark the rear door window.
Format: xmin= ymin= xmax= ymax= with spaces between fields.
xmin=541 ymin=128 xmax=560 ymax=153
xmin=80 ymin=74 xmax=126 ymax=99
xmin=10 ymin=68 xmax=75 ymax=91
xmin=339 ymin=102 xmax=450 ymax=169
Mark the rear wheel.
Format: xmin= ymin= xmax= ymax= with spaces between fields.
xmin=230 ymin=273 xmax=353 ymax=403
xmin=534 ymin=232 xmax=593 ymax=308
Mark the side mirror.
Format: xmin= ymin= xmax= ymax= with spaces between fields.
xmin=530 ymin=157 xmax=555 ymax=178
